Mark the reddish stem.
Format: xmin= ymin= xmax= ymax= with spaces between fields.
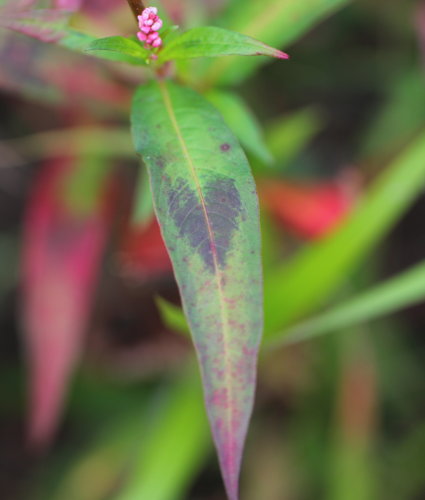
xmin=126 ymin=0 xmax=145 ymax=21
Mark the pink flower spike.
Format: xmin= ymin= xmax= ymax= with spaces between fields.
xmin=137 ymin=6 xmax=164 ymax=52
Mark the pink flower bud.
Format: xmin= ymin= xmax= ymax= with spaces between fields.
xmin=137 ymin=32 xmax=147 ymax=42
xmin=147 ymin=32 xmax=159 ymax=41
xmin=152 ymin=20 xmax=162 ymax=31
xmin=152 ymin=37 xmax=162 ymax=48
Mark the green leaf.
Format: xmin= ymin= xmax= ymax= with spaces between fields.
xmin=263 ymin=132 xmax=425 ymax=335
xmin=117 ymin=366 xmax=211 ymax=500
xmin=85 ymin=36 xmax=150 ymax=65
xmin=200 ymin=0 xmax=351 ymax=85
xmin=268 ymin=260 xmax=425 ymax=347
xmin=205 ymin=89 xmax=273 ymax=164
xmin=158 ymin=26 xmax=289 ymax=63
xmin=131 ymin=80 xmax=263 ymax=500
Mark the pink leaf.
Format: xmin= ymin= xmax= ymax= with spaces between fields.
xmin=0 ymin=9 xmax=70 ymax=43
xmin=22 ymin=158 xmax=112 ymax=449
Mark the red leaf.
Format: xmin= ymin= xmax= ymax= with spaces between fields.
xmin=118 ymin=217 xmax=172 ymax=280
xmin=259 ymin=174 xmax=358 ymax=240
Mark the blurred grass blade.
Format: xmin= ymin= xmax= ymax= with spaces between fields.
xmin=201 ymin=0 xmax=351 ymax=85
xmin=264 ymin=132 xmax=425 ymax=335
xmin=205 ymin=89 xmax=273 ymax=164
xmin=264 ymin=108 xmax=323 ymax=170
xmin=131 ymin=80 xmax=263 ymax=500
xmin=158 ymin=26 xmax=289 ymax=62
xmin=85 ymin=36 xmax=151 ymax=65
xmin=270 ymin=260 xmax=425 ymax=346
xmin=361 ymin=70 xmax=425 ymax=160
xmin=328 ymin=336 xmax=377 ymax=500
xmin=117 ymin=366 xmax=211 ymax=500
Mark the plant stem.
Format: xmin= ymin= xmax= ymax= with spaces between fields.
xmin=126 ymin=0 xmax=145 ymax=21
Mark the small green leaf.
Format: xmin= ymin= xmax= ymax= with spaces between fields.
xmin=159 ymin=26 xmax=289 ymax=62
xmin=156 ymin=296 xmax=190 ymax=337
xmin=131 ymin=80 xmax=263 ymax=500
xmin=206 ymin=89 xmax=273 ymax=164
xmin=85 ymin=36 xmax=150 ymax=65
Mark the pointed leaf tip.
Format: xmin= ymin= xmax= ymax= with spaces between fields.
xmin=277 ymin=50 xmax=290 ymax=59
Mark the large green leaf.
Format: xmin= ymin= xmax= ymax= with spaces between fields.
xmin=131 ymin=80 xmax=263 ymax=500
xmin=200 ymin=0 xmax=351 ymax=85
xmin=158 ymin=26 xmax=289 ymax=62
xmin=264 ymin=132 xmax=425 ymax=334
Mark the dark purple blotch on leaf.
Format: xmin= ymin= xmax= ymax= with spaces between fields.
xmin=220 ymin=143 xmax=231 ymax=152
xmin=168 ymin=176 xmax=243 ymax=270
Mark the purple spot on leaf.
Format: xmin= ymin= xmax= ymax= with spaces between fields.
xmin=168 ymin=176 xmax=243 ymax=271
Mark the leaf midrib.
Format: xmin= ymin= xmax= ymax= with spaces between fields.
xmin=158 ymin=80 xmax=234 ymax=434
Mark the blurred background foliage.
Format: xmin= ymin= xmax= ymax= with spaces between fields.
xmin=1 ymin=0 xmax=425 ymax=499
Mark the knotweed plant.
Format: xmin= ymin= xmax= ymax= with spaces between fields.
xmin=2 ymin=1 xmax=425 ymax=499
xmin=1 ymin=1 xmax=289 ymax=498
